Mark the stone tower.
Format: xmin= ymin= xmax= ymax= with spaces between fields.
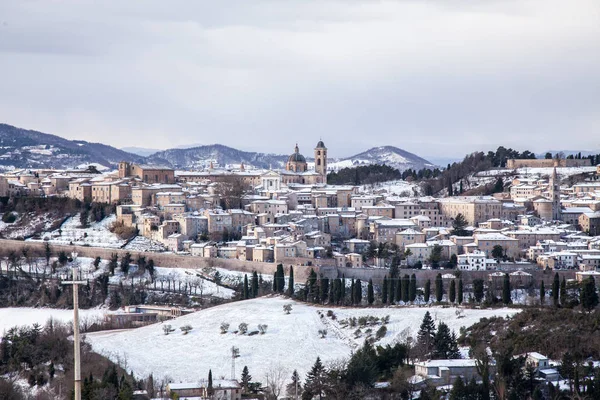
xmin=314 ymin=139 xmax=327 ymax=184
xmin=550 ymin=167 xmax=561 ymax=220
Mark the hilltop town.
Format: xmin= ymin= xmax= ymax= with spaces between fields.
xmin=1 ymin=139 xmax=600 ymax=399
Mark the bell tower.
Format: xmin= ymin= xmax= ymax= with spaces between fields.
xmin=314 ymin=140 xmax=327 ymax=184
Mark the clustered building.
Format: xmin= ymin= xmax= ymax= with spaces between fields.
xmin=1 ymin=148 xmax=600 ymax=273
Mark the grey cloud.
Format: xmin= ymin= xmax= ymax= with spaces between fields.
xmin=0 ymin=0 xmax=598 ymax=159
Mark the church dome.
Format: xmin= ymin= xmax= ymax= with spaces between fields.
xmin=288 ymin=152 xmax=306 ymax=163
xmin=288 ymin=143 xmax=307 ymax=163
xmin=316 ymin=140 xmax=326 ymax=148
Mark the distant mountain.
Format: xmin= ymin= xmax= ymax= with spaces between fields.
xmin=328 ymin=146 xmax=434 ymax=172
xmin=148 ymin=144 xmax=289 ymax=169
xmin=0 ymin=123 xmax=144 ymax=169
xmin=121 ymin=147 xmax=163 ymax=157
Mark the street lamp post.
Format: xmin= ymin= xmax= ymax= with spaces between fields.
xmin=62 ymin=252 xmax=87 ymax=400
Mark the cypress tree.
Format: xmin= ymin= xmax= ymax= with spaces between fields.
xmin=208 ymin=369 xmax=214 ymax=396
xmin=243 ymin=274 xmax=249 ymax=300
xmin=401 ymin=274 xmax=410 ymax=303
xmin=581 ymin=277 xmax=599 ymax=311
xmin=273 ymin=273 xmax=277 ymax=292
xmin=502 ymin=273 xmax=511 ymax=305
xmin=388 ymin=276 xmax=395 ymax=304
xmin=367 ymin=279 xmax=374 ymax=305
xmin=435 ymin=274 xmax=443 ymax=302
xmin=350 ymin=279 xmax=355 ymax=305
xmin=355 ymin=279 xmax=362 ymax=305
xmin=276 ymin=264 xmax=285 ymax=293
xmin=457 ymin=279 xmax=463 ymax=304
xmin=251 ymin=271 xmax=259 ymax=298
xmin=540 ymin=280 xmax=545 ymax=305
xmin=424 ymin=279 xmax=431 ymax=303
xmin=560 ymin=277 xmax=567 ymax=306
xmin=395 ymin=275 xmax=402 ymax=303
xmin=288 ymin=266 xmax=294 ymax=296
xmin=340 ymin=275 xmax=346 ymax=302
xmin=449 ymin=280 xmax=456 ymax=303
xmin=320 ymin=277 xmax=329 ymax=304
xmin=382 ymin=276 xmax=388 ymax=304
xmin=552 ymin=273 xmax=560 ymax=306
xmin=409 ymin=274 xmax=417 ymax=302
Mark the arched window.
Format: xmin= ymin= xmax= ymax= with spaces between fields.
xmin=317 ymin=159 xmax=321 ymax=165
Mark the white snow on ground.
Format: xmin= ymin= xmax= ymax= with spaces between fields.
xmin=86 ymin=297 xmax=518 ymax=383
xmin=124 ymin=236 xmax=167 ymax=252
xmin=363 ymin=179 xmax=421 ymax=196
xmin=27 ymin=214 xmax=125 ymax=248
xmin=0 ymin=307 xmax=107 ymax=335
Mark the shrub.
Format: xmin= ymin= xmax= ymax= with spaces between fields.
xmin=258 ymin=324 xmax=268 ymax=334
xmin=283 ymin=304 xmax=293 ymax=314
xmin=2 ymin=212 xmax=16 ymax=223
xmin=376 ymin=325 xmax=387 ymax=339
xmin=162 ymin=324 xmax=175 ymax=335
xmin=382 ymin=315 xmax=390 ymax=324
xmin=180 ymin=325 xmax=193 ymax=335
xmin=220 ymin=322 xmax=230 ymax=334
xmin=109 ymin=221 xmax=137 ymax=240
xmin=318 ymin=329 xmax=327 ymax=338
xmin=238 ymin=323 xmax=248 ymax=335
xmin=354 ymin=329 xmax=362 ymax=338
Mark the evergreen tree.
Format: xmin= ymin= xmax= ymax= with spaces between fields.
xmin=417 ymin=311 xmax=436 ymax=357
xmin=473 ymin=279 xmax=484 ymax=303
xmin=288 ymin=266 xmax=295 ymax=296
xmin=457 ymin=279 xmax=463 ymax=304
xmin=350 ymin=279 xmax=355 ymax=305
xmin=452 ymin=213 xmax=469 ymax=236
xmin=208 ymin=369 xmax=214 ymax=396
xmin=552 ymin=273 xmax=560 ymax=306
xmin=424 ymin=279 xmax=431 ymax=303
xmin=340 ymin=274 xmax=346 ymax=302
xmin=433 ymin=322 xmax=460 ymax=359
xmin=273 ymin=273 xmax=277 ymax=292
xmin=435 ymin=273 xmax=443 ymax=302
xmin=388 ymin=276 xmax=395 ymax=304
xmin=251 ymin=270 xmax=259 ymax=298
xmin=286 ymin=370 xmax=302 ymax=398
xmin=540 ymin=280 xmax=545 ymax=305
xmin=409 ymin=274 xmax=417 ymax=302
xmin=449 ymin=280 xmax=456 ymax=303
xmin=581 ymin=277 xmax=599 ymax=311
xmin=560 ymin=277 xmax=567 ymax=306
xmin=367 ymin=279 xmax=374 ymax=305
xmin=355 ymin=279 xmax=363 ymax=305
xmin=276 ymin=264 xmax=285 ymax=293
xmin=303 ymin=357 xmax=326 ymax=400
xmin=382 ymin=276 xmax=388 ymax=304
xmin=502 ymin=273 xmax=511 ymax=305
xmin=241 ymin=366 xmax=251 ymax=393
xmin=109 ymin=253 xmax=118 ymax=276
xmin=243 ymin=274 xmax=249 ymax=300
xmin=320 ymin=277 xmax=329 ymax=304
xmin=395 ymin=274 xmax=402 ymax=303
xmin=401 ymin=274 xmax=410 ymax=303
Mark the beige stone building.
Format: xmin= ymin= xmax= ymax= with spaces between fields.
xmin=437 ymin=197 xmax=502 ymax=226
xmin=118 ymin=162 xmax=175 ymax=184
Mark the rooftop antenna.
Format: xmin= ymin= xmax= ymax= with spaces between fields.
xmin=61 ymin=252 xmax=87 ymax=400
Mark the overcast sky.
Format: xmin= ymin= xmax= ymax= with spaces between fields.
xmin=0 ymin=0 xmax=599 ymax=159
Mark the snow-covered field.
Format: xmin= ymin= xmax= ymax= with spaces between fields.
xmin=27 ymin=214 xmax=125 ymax=248
xmin=86 ymin=297 xmax=519 ymax=383
xmin=0 ymin=307 xmax=107 ymax=335
xmin=124 ymin=236 xmax=167 ymax=252
xmin=363 ymin=179 xmax=421 ymax=197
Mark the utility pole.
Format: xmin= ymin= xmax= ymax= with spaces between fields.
xmin=62 ymin=252 xmax=86 ymax=400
